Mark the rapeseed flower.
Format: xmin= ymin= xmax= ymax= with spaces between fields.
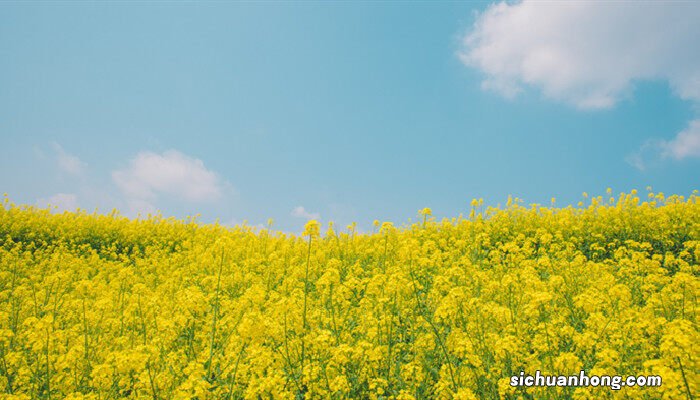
xmin=0 ymin=190 xmax=697 ymax=398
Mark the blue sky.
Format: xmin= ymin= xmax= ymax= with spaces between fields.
xmin=1 ymin=1 xmax=699 ymax=232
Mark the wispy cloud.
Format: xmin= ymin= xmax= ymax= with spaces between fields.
xmin=460 ymin=1 xmax=700 ymax=109
xmin=52 ymin=143 xmax=87 ymax=175
xmin=627 ymin=120 xmax=700 ymax=170
xmin=291 ymin=206 xmax=320 ymax=220
xmin=625 ymin=140 xmax=663 ymax=172
xmin=112 ymin=150 xmax=228 ymax=215
xmin=36 ymin=193 xmax=78 ymax=212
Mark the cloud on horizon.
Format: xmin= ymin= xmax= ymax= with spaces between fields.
xmin=291 ymin=206 xmax=320 ymax=220
xmin=112 ymin=150 xmax=227 ymax=215
xmin=36 ymin=193 xmax=79 ymax=212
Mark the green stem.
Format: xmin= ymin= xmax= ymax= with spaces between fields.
xmin=301 ymin=236 xmax=312 ymax=386
xmin=677 ymin=357 xmax=694 ymax=400
xmin=207 ymin=249 xmax=225 ymax=381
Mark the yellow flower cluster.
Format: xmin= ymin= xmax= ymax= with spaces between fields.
xmin=0 ymin=190 xmax=697 ymax=399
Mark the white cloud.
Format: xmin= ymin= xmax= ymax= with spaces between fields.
xmin=123 ymin=198 xmax=158 ymax=216
xmin=627 ymin=120 xmax=700 ymax=170
xmin=662 ymin=119 xmax=700 ymax=160
xmin=112 ymin=150 xmax=226 ymax=214
xmin=460 ymin=1 xmax=700 ymax=109
xmin=52 ymin=143 xmax=86 ymax=175
xmin=625 ymin=140 xmax=662 ymax=172
xmin=37 ymin=193 xmax=78 ymax=212
xmin=291 ymin=206 xmax=320 ymax=220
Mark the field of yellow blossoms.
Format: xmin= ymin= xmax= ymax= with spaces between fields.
xmin=0 ymin=190 xmax=697 ymax=399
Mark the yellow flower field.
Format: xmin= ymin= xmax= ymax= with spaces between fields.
xmin=0 ymin=190 xmax=697 ymax=399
